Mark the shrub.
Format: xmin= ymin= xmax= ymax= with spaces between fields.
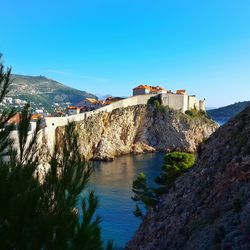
xmin=147 ymin=95 xmax=162 ymax=108
xmin=131 ymin=172 xmax=156 ymax=218
xmin=155 ymin=152 xmax=195 ymax=193
xmin=131 ymin=152 xmax=196 ymax=217
xmin=185 ymin=108 xmax=208 ymax=118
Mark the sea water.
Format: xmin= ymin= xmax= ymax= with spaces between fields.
xmin=88 ymin=153 xmax=164 ymax=249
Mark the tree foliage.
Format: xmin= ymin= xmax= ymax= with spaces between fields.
xmin=155 ymin=152 xmax=195 ymax=192
xmin=147 ymin=95 xmax=162 ymax=108
xmin=185 ymin=108 xmax=208 ymax=118
xmin=0 ymin=61 xmax=15 ymax=158
xmin=0 ymin=56 xmax=112 ymax=249
xmin=132 ymin=152 xmax=196 ymax=218
xmin=131 ymin=173 xmax=156 ymax=218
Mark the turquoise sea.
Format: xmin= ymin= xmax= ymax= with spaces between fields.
xmin=89 ymin=153 xmax=164 ymax=249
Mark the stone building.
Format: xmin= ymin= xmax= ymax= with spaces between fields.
xmin=133 ymin=85 xmax=167 ymax=96
xmin=133 ymin=84 xmax=205 ymax=112
xmin=66 ymin=106 xmax=80 ymax=116
xmin=76 ymin=98 xmax=107 ymax=110
xmin=160 ymin=93 xmax=205 ymax=113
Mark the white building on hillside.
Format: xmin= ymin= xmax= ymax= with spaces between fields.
xmin=2 ymin=97 xmax=13 ymax=104
xmin=14 ymin=99 xmax=27 ymax=105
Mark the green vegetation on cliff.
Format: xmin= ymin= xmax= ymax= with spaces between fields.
xmin=185 ymin=108 xmax=208 ymax=118
xmin=132 ymin=152 xmax=195 ymax=218
xmin=147 ymin=95 xmax=162 ymax=108
xmin=155 ymin=152 xmax=195 ymax=192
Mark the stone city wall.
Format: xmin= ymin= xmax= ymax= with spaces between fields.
xmin=43 ymin=93 xmax=205 ymax=150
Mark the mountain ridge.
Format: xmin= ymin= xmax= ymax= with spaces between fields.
xmin=8 ymin=74 xmax=96 ymax=112
xmin=208 ymin=101 xmax=250 ymax=122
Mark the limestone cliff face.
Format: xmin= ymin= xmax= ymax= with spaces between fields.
xmin=56 ymin=105 xmax=217 ymax=161
xmin=126 ymin=106 xmax=250 ymax=250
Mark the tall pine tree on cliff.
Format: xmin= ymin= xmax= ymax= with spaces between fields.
xmin=0 ymin=56 xmax=113 ymax=249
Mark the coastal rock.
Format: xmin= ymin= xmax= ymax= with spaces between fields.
xmin=56 ymin=105 xmax=218 ymax=161
xmin=126 ymin=106 xmax=250 ymax=250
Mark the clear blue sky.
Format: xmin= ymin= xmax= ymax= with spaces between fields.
xmin=1 ymin=0 xmax=250 ymax=107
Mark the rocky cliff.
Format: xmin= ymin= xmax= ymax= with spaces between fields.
xmin=56 ymin=105 xmax=217 ymax=161
xmin=126 ymin=106 xmax=250 ymax=250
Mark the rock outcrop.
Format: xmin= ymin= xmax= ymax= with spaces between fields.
xmin=56 ymin=105 xmax=217 ymax=161
xmin=126 ymin=106 xmax=250 ymax=250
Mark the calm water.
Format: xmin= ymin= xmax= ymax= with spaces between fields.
xmin=88 ymin=153 xmax=164 ymax=249
xmin=213 ymin=117 xmax=228 ymax=126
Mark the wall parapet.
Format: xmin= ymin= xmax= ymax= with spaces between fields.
xmin=45 ymin=94 xmax=156 ymax=128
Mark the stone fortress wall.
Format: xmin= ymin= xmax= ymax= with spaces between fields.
xmin=43 ymin=93 xmax=205 ymax=150
xmin=43 ymin=94 xmax=156 ymax=150
xmin=4 ymin=88 xmax=205 ymax=161
xmin=45 ymin=93 xmax=205 ymax=128
xmin=45 ymin=94 xmax=156 ymax=128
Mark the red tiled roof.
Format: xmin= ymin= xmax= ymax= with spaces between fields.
xmin=176 ymin=89 xmax=186 ymax=95
xmin=133 ymin=85 xmax=166 ymax=92
xmin=105 ymin=96 xmax=124 ymax=102
xmin=133 ymin=85 xmax=151 ymax=90
xmin=85 ymin=98 xmax=98 ymax=104
xmin=7 ymin=114 xmax=21 ymax=124
xmin=31 ymin=114 xmax=43 ymax=120
xmin=105 ymin=101 xmax=112 ymax=105
xmin=66 ymin=106 xmax=77 ymax=110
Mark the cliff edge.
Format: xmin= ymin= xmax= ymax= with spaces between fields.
xmin=56 ymin=105 xmax=217 ymax=161
xmin=126 ymin=106 xmax=250 ymax=249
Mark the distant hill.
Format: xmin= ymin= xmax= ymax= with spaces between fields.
xmin=8 ymin=74 xmax=96 ymax=111
xmin=207 ymin=101 xmax=250 ymax=122
xmin=95 ymin=93 xmax=112 ymax=101
xmin=205 ymin=107 xmax=217 ymax=111
xmin=95 ymin=93 xmax=128 ymax=100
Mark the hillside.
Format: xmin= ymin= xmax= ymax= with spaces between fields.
xmin=127 ymin=106 xmax=250 ymax=249
xmin=208 ymin=101 xmax=250 ymax=122
xmin=8 ymin=74 xmax=96 ymax=111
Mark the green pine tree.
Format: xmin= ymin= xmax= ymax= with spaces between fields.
xmin=131 ymin=152 xmax=195 ymax=218
xmin=155 ymin=152 xmax=195 ymax=193
xmin=0 ymin=56 xmax=113 ymax=249
xmin=131 ymin=172 xmax=156 ymax=218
